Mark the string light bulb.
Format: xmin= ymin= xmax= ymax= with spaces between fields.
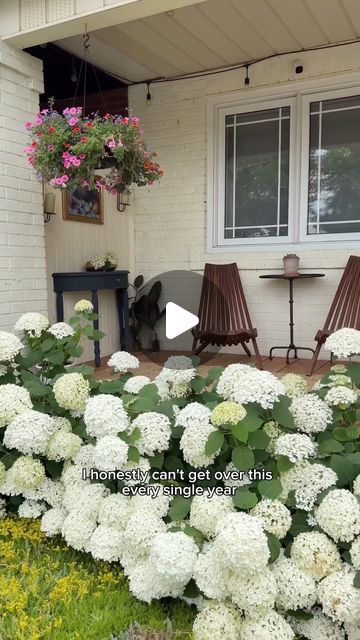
xmin=244 ymin=64 xmax=250 ymax=88
xmin=146 ymin=81 xmax=152 ymax=105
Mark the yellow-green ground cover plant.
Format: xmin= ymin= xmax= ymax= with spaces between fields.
xmin=0 ymin=309 xmax=359 ymax=640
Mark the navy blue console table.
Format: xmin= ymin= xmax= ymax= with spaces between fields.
xmin=52 ymin=270 xmax=131 ymax=367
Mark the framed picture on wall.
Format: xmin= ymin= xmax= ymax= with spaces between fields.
xmin=62 ymin=178 xmax=104 ymax=224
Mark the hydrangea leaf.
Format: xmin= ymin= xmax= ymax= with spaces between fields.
xmin=258 ymin=478 xmax=283 ymax=499
xmin=267 ymin=532 xmax=281 ymax=563
xmin=232 ymin=446 xmax=255 ymax=471
xmin=247 ymin=429 xmax=270 ymax=450
xmin=168 ymin=496 xmax=192 ymax=521
xmin=233 ymin=488 xmax=258 ymax=510
xmin=231 ymin=422 xmax=248 ymax=443
xmin=272 ymin=396 xmax=295 ymax=429
xmin=205 ymin=430 xmax=224 ymax=456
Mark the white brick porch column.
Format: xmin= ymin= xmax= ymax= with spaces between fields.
xmin=0 ymin=39 xmax=48 ymax=331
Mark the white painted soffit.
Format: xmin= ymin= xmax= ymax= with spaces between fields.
xmin=54 ymin=0 xmax=360 ymax=84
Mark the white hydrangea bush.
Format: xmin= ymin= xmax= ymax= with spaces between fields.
xmin=0 ymin=323 xmax=359 ymax=639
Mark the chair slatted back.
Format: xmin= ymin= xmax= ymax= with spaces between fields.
xmin=197 ymin=263 xmax=254 ymax=335
xmin=323 ymin=256 xmax=360 ymax=333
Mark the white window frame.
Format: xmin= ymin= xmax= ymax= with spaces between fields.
xmin=217 ymin=97 xmax=297 ymax=246
xmin=207 ymin=72 xmax=360 ymax=252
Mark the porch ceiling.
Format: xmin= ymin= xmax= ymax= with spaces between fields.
xmin=54 ymin=0 xmax=360 ymax=83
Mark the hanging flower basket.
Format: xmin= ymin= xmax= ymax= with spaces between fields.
xmin=25 ymin=106 xmax=163 ymax=195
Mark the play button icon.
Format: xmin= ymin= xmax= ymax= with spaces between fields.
xmin=165 ymin=302 xmax=199 ymax=340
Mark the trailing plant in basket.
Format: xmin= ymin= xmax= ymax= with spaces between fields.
xmin=25 ymin=105 xmax=163 ymax=195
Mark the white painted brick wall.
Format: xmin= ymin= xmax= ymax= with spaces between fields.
xmin=0 ymin=39 xmax=47 ymax=332
xmin=129 ymin=44 xmax=360 ymax=357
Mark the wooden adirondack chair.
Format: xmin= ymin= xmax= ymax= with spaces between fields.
xmin=308 ymin=255 xmax=360 ymax=375
xmin=192 ymin=262 xmax=263 ymax=369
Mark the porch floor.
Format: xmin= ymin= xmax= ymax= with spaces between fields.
xmin=93 ymin=352 xmax=332 ymax=384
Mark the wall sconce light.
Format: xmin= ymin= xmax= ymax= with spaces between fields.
xmin=44 ymin=192 xmax=56 ymax=223
xmin=116 ymin=191 xmax=130 ymax=212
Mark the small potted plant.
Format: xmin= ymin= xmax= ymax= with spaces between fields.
xmin=85 ymin=251 xmax=118 ymax=272
xmin=283 ymin=253 xmax=300 ymax=275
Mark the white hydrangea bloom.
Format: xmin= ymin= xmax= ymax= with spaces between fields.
xmin=153 ymin=379 xmax=170 ymax=400
xmin=4 ymin=457 xmax=45 ymax=494
xmin=263 ymin=421 xmax=283 ymax=455
xmin=169 ymin=382 xmax=192 ymax=398
xmin=4 ymin=410 xmax=56 ymax=455
xmin=72 ymin=444 xmax=96 ymax=470
xmin=18 ymin=499 xmax=46 ymax=519
xmin=240 ymin=611 xmax=294 ymax=640
xmin=98 ymin=494 xmax=131 ymax=531
xmin=214 ymin=512 xmax=270 ymax=576
xmin=130 ymin=489 xmax=170 ymax=519
xmin=53 ymin=373 xmax=90 ymax=412
xmin=280 ymin=461 xmax=337 ymax=511
xmin=87 ymin=525 xmax=123 ymax=561
xmin=48 ymin=322 xmax=75 ymax=339
xmin=180 ymin=421 xmax=220 ymax=468
xmin=210 ymin=401 xmax=247 ymax=426
xmin=84 ymin=394 xmax=129 ymax=438
xmin=217 ymin=364 xmax=255 ymax=399
xmin=0 ymin=330 xmax=23 ymax=362
xmin=290 ymin=395 xmax=332 ymax=434
xmin=325 ymin=328 xmax=360 ymax=358
xmin=193 ymin=602 xmax=242 ymax=640
xmin=316 ymin=489 xmax=360 ymax=542
xmin=318 ymin=566 xmax=360 ymax=624
xmin=193 ymin=542 xmax=231 ymax=600
xmin=74 ymin=299 xmax=94 ymax=313
xmin=15 ymin=312 xmax=49 ymax=337
xmin=93 ymin=435 xmax=129 ymax=471
xmin=61 ymin=511 xmax=96 ymax=550
xmin=328 ymin=373 xmax=352 ymax=387
xmin=61 ymin=464 xmax=87 ymax=486
xmin=282 ymin=373 xmax=308 ymax=398
xmin=251 ymin=499 xmax=292 ymax=539
xmin=222 ymin=462 xmax=251 ymax=488
xmin=46 ymin=430 xmax=82 ymax=461
xmin=33 ymin=478 xmax=65 ymax=508
xmin=175 ymin=403 xmax=212 ymax=429
xmin=53 ymin=416 xmax=72 ymax=432
xmin=0 ymin=384 xmax=32 ymax=428
xmin=156 ymin=355 xmax=196 ymax=385
xmin=150 ymin=531 xmax=198 ymax=584
xmin=121 ymin=510 xmax=166 ymax=573
xmin=189 ymin=494 xmax=235 ymax=538
xmin=229 ymin=567 xmax=278 ymax=619
xmin=325 ymin=385 xmax=358 ymax=407
xmin=345 ymin=621 xmax=360 ymax=640
xmin=41 ymin=507 xmax=67 ymax=537
xmin=63 ymin=483 xmax=108 ymax=521
xmin=233 ymin=370 xmax=286 ymax=410
xmin=290 ymin=531 xmax=341 ymax=579
xmin=107 ymin=351 xmax=140 ymax=374
xmin=128 ymin=559 xmax=184 ymax=603
xmin=129 ymin=412 xmax=171 ymax=456
xmin=121 ymin=457 xmax=151 ymax=486
xmin=350 ymin=535 xmax=360 ymax=570
xmin=123 ymin=375 xmax=151 ymax=394
xmin=290 ymin=608 xmax=345 ymax=640
xmin=271 ymin=557 xmax=317 ymax=611
xmin=275 ymin=433 xmax=318 ymax=463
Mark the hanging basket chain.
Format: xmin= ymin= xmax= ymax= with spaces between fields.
xmin=71 ymin=25 xmax=108 ymax=115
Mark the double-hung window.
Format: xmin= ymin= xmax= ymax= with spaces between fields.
xmin=210 ymin=85 xmax=360 ymax=248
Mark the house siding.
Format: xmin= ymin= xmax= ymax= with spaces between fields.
xmin=0 ymin=39 xmax=47 ymax=331
xmin=129 ymin=44 xmax=360 ymax=356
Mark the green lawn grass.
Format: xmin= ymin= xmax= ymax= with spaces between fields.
xmin=0 ymin=517 xmax=195 ymax=640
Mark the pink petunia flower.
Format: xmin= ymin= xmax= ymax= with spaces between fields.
xmin=63 ymin=108 xmax=70 ymax=115
xmin=107 ymin=138 xmax=116 ymax=148
xmin=25 ymin=121 xmax=33 ymax=129
xmin=68 ymin=117 xmax=78 ymax=126
xmin=122 ymin=117 xmax=129 ymax=124
xmin=34 ymin=117 xmax=42 ymax=125
xmin=132 ymin=116 xmax=140 ymax=126
xmin=69 ymin=107 xmax=78 ymax=115
xmin=72 ymin=157 xmax=81 ymax=167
